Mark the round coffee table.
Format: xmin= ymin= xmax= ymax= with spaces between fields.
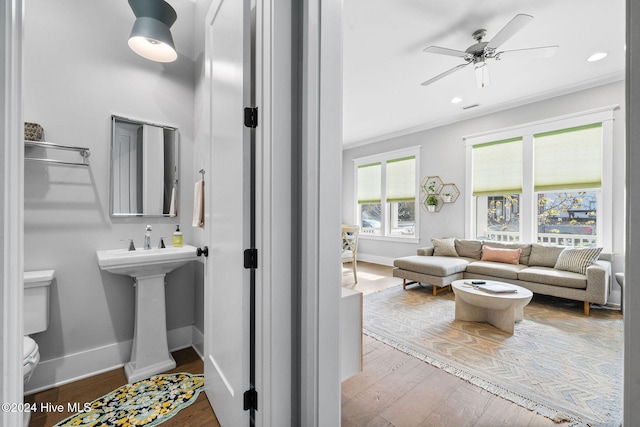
xmin=451 ymin=280 xmax=533 ymax=334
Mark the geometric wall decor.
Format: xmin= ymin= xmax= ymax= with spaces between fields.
xmin=420 ymin=175 xmax=460 ymax=213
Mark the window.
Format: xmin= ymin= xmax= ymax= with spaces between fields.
xmin=537 ymin=190 xmax=598 ymax=246
xmin=465 ymin=107 xmax=614 ymax=249
xmin=533 ymin=124 xmax=602 ymax=246
xmin=475 ymin=194 xmax=521 ymax=242
xmin=355 ymin=148 xmax=419 ymax=240
xmin=472 ymin=138 xmax=523 ymax=242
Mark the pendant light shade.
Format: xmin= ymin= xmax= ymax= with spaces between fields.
xmin=128 ymin=0 xmax=178 ymax=63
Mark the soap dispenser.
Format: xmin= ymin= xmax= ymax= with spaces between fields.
xmin=173 ymin=225 xmax=183 ymax=247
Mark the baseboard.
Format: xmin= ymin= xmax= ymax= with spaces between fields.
xmin=25 ymin=325 xmax=199 ymax=395
xmin=609 ymin=289 xmax=622 ymax=306
xmin=167 ymin=325 xmax=197 ymax=352
xmin=358 ymin=253 xmax=395 ymax=267
xmin=192 ymin=326 xmax=204 ymax=359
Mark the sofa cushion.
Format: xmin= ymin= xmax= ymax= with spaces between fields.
xmin=455 ymin=239 xmax=483 ymax=260
xmin=554 ymin=246 xmax=603 ymax=275
xmin=528 ymin=244 xmax=565 ymax=267
xmin=394 ymin=255 xmax=468 ymax=277
xmin=519 ymin=266 xmax=587 ymax=289
xmin=465 ymin=261 xmax=528 ymax=280
xmin=483 ymin=242 xmax=532 ymax=265
xmin=481 ymin=246 xmax=522 ymax=265
xmin=431 ymin=238 xmax=458 ymax=257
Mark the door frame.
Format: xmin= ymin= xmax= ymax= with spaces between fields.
xmin=625 ymin=0 xmax=640 ymax=424
xmin=253 ymin=0 xmax=296 ymax=424
xmin=1 ymin=1 xmax=25 ymax=426
xmin=241 ymin=0 xmax=344 ymax=424
xmin=297 ymin=0 xmax=343 ymax=425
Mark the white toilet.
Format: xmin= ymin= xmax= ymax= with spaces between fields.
xmin=23 ymin=270 xmax=53 ymax=426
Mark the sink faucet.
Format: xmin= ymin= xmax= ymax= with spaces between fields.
xmin=144 ymin=225 xmax=152 ymax=250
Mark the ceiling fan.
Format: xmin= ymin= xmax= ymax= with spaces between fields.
xmin=421 ymin=14 xmax=558 ymax=88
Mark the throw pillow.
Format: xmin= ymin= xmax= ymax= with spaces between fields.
xmin=481 ymin=246 xmax=522 ymax=265
xmin=431 ymin=238 xmax=458 ymax=257
xmin=483 ymin=242 xmax=532 ymax=265
xmin=454 ymin=239 xmax=483 ymax=259
xmin=528 ymin=243 xmax=566 ymax=268
xmin=554 ymin=247 xmax=603 ymax=275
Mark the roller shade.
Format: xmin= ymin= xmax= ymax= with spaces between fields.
xmin=534 ymin=123 xmax=602 ymax=191
xmin=357 ymin=162 xmax=381 ymax=204
xmin=386 ymin=156 xmax=416 ymax=202
xmin=472 ymin=138 xmax=523 ymax=196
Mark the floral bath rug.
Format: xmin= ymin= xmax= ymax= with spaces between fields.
xmin=53 ymin=372 xmax=204 ymax=427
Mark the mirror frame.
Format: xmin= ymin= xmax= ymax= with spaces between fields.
xmin=109 ymin=115 xmax=179 ymax=218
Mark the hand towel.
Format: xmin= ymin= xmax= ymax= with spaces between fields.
xmin=169 ymin=187 xmax=177 ymax=217
xmin=192 ymin=180 xmax=205 ymax=228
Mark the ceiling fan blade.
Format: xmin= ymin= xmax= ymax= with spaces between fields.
xmin=486 ymin=14 xmax=534 ymax=50
xmin=421 ymin=63 xmax=470 ymax=86
xmin=496 ymin=45 xmax=559 ymax=60
xmin=423 ymin=46 xmax=468 ymax=58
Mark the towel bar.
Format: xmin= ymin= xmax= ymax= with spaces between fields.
xmin=25 ymin=140 xmax=90 ymax=166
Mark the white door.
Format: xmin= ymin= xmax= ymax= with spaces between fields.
xmin=204 ymin=0 xmax=252 ymax=425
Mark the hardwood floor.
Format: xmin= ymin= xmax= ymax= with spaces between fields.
xmin=25 ymin=348 xmax=219 ymax=427
xmin=25 ymin=261 xmax=570 ymax=427
xmin=341 ymin=261 xmax=569 ymax=427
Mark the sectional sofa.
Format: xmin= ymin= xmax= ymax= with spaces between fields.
xmin=393 ymin=238 xmax=611 ymax=315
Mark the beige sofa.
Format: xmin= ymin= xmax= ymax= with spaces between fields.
xmin=393 ymin=239 xmax=611 ymax=316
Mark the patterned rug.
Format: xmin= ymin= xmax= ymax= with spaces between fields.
xmin=363 ymin=285 xmax=623 ymax=427
xmin=53 ymin=373 xmax=204 ymax=427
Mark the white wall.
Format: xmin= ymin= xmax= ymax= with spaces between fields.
xmin=23 ymin=0 xmax=198 ymax=391
xmin=343 ymin=81 xmax=626 ymax=303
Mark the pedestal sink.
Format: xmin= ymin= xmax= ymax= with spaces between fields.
xmin=96 ymin=245 xmax=198 ymax=383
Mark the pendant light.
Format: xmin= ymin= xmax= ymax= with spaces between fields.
xmin=128 ymin=0 xmax=178 ymax=63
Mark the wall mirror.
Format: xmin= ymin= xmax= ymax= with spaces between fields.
xmin=110 ymin=115 xmax=179 ymax=217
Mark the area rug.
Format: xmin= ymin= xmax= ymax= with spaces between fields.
xmin=53 ymin=372 xmax=204 ymax=427
xmin=363 ymin=285 xmax=623 ymax=427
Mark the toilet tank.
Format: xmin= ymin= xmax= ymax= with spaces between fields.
xmin=23 ymin=270 xmax=54 ymax=335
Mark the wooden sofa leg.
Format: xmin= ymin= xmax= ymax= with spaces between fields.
xmin=432 ymin=284 xmax=451 ymax=296
xmin=402 ymin=279 xmax=419 ymax=290
xmin=584 ymin=301 xmax=590 ymax=316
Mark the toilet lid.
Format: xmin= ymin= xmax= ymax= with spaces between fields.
xmin=23 ymin=336 xmax=38 ymax=361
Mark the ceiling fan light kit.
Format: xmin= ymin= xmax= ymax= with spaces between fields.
xmin=474 ymin=61 xmax=490 ymax=88
xmin=421 ymin=13 xmax=558 ymax=88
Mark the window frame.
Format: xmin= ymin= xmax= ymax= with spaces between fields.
xmin=464 ymin=106 xmax=616 ymax=251
xmin=353 ymin=146 xmax=421 ymax=243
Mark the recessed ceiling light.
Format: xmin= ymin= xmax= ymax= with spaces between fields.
xmin=587 ymin=52 xmax=608 ymax=62
xmin=451 ymin=97 xmax=462 ymax=104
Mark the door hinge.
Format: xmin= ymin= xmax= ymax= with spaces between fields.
xmin=244 ymin=107 xmax=258 ymax=128
xmin=243 ymin=388 xmax=258 ymax=411
xmin=244 ymin=248 xmax=258 ymax=269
